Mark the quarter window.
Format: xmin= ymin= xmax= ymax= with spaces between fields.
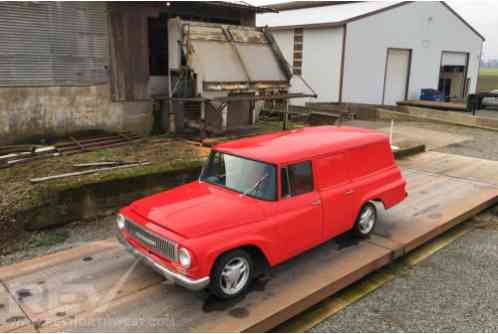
xmin=281 ymin=161 xmax=314 ymax=198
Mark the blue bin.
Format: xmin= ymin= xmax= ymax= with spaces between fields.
xmin=420 ymin=89 xmax=443 ymax=101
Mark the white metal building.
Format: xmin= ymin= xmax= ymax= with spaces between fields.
xmin=257 ymin=1 xmax=485 ymax=106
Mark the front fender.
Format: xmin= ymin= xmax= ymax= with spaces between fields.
xmin=190 ymin=225 xmax=276 ymax=278
xmin=206 ymin=237 xmax=274 ymax=276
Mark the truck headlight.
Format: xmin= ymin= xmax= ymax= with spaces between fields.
xmin=178 ymin=248 xmax=192 ymax=269
xmin=116 ymin=214 xmax=126 ymax=230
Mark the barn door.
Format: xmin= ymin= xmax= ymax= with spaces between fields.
xmin=383 ymin=49 xmax=411 ymax=105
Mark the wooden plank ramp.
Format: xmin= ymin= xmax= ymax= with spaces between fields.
xmin=1 ymin=152 xmax=497 ymax=332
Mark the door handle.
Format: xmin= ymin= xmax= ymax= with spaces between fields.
xmin=311 ymin=200 xmax=321 ymax=206
xmin=345 ymin=190 xmax=354 ymax=196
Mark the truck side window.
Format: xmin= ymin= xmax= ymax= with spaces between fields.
xmin=281 ymin=161 xmax=314 ymax=198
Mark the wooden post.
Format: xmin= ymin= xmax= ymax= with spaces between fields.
xmin=221 ymin=104 xmax=228 ymax=132
xmin=250 ymin=101 xmax=257 ymax=125
xmin=169 ymin=105 xmax=176 ymax=134
xmin=159 ymin=100 xmax=168 ymax=134
xmin=200 ymin=100 xmax=206 ymax=139
xmin=283 ymin=100 xmax=289 ymax=130
xmin=168 ymin=64 xmax=175 ymax=134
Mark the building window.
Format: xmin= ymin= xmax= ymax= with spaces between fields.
xmin=293 ymin=28 xmax=303 ymax=75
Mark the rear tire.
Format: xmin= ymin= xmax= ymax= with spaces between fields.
xmin=210 ymin=249 xmax=254 ymax=300
xmin=353 ymin=202 xmax=377 ymax=238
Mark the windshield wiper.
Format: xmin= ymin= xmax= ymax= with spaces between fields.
xmin=241 ymin=174 xmax=269 ymax=198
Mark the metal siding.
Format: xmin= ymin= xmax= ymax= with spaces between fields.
xmin=342 ymin=2 xmax=483 ymax=104
xmin=0 ymin=2 xmax=109 ymax=87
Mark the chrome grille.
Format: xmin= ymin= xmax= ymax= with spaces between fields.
xmin=126 ymin=219 xmax=178 ymax=262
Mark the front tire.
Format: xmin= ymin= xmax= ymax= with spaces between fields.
xmin=353 ymin=202 xmax=377 ymax=238
xmin=210 ymin=249 xmax=254 ymax=299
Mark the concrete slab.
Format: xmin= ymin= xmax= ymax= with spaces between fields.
xmin=379 ymin=125 xmax=473 ymax=151
xmin=1 ymin=152 xmax=497 ymax=332
xmin=345 ymin=120 xmax=473 ymax=151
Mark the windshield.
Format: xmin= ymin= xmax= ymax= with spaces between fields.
xmin=200 ymin=151 xmax=277 ymax=201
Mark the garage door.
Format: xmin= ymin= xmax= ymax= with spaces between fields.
xmin=383 ymin=49 xmax=411 ymax=106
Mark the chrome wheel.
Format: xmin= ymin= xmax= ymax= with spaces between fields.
xmin=219 ymin=257 xmax=250 ymax=296
xmin=358 ymin=205 xmax=376 ymax=235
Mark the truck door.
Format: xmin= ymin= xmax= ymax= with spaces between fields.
xmin=316 ymin=153 xmax=355 ymax=239
xmin=275 ymin=161 xmax=323 ymax=259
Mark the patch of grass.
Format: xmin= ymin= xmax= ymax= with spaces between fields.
xmin=16 ymin=158 xmax=205 ymax=217
xmin=256 ymin=120 xmax=306 ymax=132
xmin=28 ymin=230 xmax=69 ymax=248
xmin=480 ymin=68 xmax=498 ymax=76
xmin=478 ymin=68 xmax=498 ymax=93
xmin=94 ymin=149 xmax=115 ymax=160
xmin=43 ymin=158 xmax=205 ymax=193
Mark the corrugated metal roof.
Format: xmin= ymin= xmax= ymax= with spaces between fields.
xmin=0 ymin=2 xmax=109 ymax=87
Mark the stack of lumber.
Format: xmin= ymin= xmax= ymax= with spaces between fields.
xmin=55 ymin=133 xmax=142 ymax=156
xmin=0 ymin=132 xmax=142 ymax=169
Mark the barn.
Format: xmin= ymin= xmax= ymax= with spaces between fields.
xmin=0 ymin=2 xmax=276 ymax=143
xmin=257 ymin=1 xmax=485 ymax=106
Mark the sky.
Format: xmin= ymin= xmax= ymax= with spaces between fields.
xmin=250 ymin=0 xmax=498 ymax=60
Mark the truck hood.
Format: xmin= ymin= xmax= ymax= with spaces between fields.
xmin=129 ymin=181 xmax=265 ymax=238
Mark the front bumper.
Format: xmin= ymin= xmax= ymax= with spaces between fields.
xmin=117 ymin=234 xmax=210 ymax=291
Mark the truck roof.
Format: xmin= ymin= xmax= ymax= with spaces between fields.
xmin=214 ymin=126 xmax=389 ymax=164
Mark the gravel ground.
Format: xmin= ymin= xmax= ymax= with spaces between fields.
xmin=311 ymin=209 xmax=498 ymax=332
xmin=0 ymin=215 xmax=116 ymax=266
